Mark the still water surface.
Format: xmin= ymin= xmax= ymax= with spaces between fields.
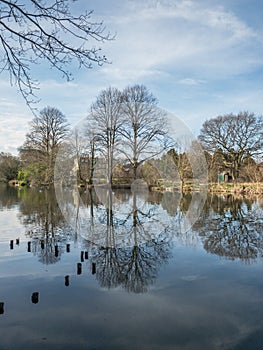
xmin=0 ymin=185 xmax=263 ymax=350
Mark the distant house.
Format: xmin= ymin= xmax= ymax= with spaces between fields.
xmin=218 ymin=171 xmax=232 ymax=183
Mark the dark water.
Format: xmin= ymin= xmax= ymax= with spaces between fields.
xmin=0 ymin=185 xmax=263 ymax=350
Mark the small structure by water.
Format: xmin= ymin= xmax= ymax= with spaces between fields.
xmin=218 ymin=171 xmax=232 ymax=183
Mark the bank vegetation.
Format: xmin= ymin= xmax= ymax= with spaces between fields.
xmin=1 ymin=87 xmax=263 ymax=194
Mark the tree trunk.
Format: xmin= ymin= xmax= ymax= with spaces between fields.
xmin=133 ymin=161 xmax=138 ymax=180
xmin=88 ymin=143 xmax=96 ymax=185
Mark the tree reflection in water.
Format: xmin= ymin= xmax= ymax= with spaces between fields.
xmin=193 ymin=194 xmax=263 ymax=263
xmin=90 ymin=238 xmax=171 ymax=293
xmin=18 ymin=187 xmax=73 ymax=264
xmin=9 ymin=185 xmax=263 ymax=292
xmin=80 ymin=187 xmax=173 ymax=293
xmin=0 ymin=184 xmax=20 ymax=209
xmin=14 ymin=186 xmax=173 ymax=292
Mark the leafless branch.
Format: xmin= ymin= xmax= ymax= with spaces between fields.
xmin=0 ymin=0 xmax=113 ymax=106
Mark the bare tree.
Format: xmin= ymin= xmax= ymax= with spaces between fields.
xmin=120 ymin=84 xmax=169 ymax=180
xmin=0 ymin=0 xmax=112 ymax=105
xmin=69 ymin=122 xmax=100 ymax=185
xmin=199 ymin=111 xmax=263 ymax=181
xmin=167 ymin=148 xmax=192 ymax=192
xmin=90 ymin=87 xmax=123 ymax=185
xmin=70 ymin=127 xmax=88 ymax=185
xmin=20 ymin=106 xmax=69 ymax=184
xmin=85 ymin=123 xmax=100 ymax=186
xmin=239 ymin=156 xmax=263 ymax=184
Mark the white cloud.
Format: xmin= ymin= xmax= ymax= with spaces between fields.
xmin=0 ymin=118 xmax=30 ymax=154
xmin=179 ymin=78 xmax=206 ymax=85
xmin=0 ymin=81 xmax=32 ymax=153
xmin=0 ymin=0 xmax=262 ymax=153
xmin=123 ymin=0 xmax=255 ymax=41
xmin=100 ymin=0 xmax=261 ymax=82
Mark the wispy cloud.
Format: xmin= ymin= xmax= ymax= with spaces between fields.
xmin=100 ymin=0 xmax=260 ymax=82
xmin=0 ymin=0 xmax=262 ymax=153
xmin=179 ymin=78 xmax=206 ymax=85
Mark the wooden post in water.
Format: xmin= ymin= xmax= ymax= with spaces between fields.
xmin=81 ymin=251 xmax=84 ymax=262
xmin=92 ymin=263 xmax=96 ymax=275
xmin=55 ymin=245 xmax=59 ymax=257
xmin=31 ymin=292 xmax=39 ymax=304
xmin=65 ymin=275 xmax=70 ymax=287
xmin=66 ymin=244 xmax=70 ymax=253
xmin=10 ymin=240 xmax=14 ymax=249
xmin=27 ymin=241 xmax=31 ymax=252
xmin=85 ymin=251 xmax=88 ymax=260
xmin=77 ymin=263 xmax=82 ymax=275
xmin=0 ymin=302 xmax=4 ymax=315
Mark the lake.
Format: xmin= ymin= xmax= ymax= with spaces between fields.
xmin=0 ymin=184 xmax=263 ymax=350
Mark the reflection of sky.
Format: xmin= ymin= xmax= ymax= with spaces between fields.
xmin=0 ymin=209 xmax=25 ymax=242
xmin=0 ymin=242 xmax=263 ymax=349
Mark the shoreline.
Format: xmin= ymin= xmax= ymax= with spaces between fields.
xmin=150 ymin=182 xmax=263 ymax=195
xmin=6 ymin=180 xmax=263 ymax=195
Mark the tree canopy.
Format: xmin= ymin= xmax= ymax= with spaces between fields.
xmin=19 ymin=106 xmax=69 ymax=184
xmin=198 ymin=111 xmax=263 ymax=180
xmin=0 ymin=152 xmax=20 ymax=181
xmin=86 ymin=85 xmax=170 ymax=184
xmin=90 ymin=87 xmax=123 ymax=185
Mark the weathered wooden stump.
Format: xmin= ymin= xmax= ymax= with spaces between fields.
xmin=77 ymin=263 xmax=82 ymax=275
xmin=0 ymin=302 xmax=4 ymax=315
xmin=31 ymin=292 xmax=39 ymax=304
xmin=55 ymin=245 xmax=59 ymax=257
xmin=92 ymin=263 xmax=96 ymax=275
xmin=65 ymin=275 xmax=69 ymax=287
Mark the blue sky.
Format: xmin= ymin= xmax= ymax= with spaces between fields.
xmin=1 ymin=0 xmax=263 ymax=154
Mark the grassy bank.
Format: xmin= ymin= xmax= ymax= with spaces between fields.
xmin=208 ymin=182 xmax=263 ymax=195
xmin=150 ymin=181 xmax=263 ymax=195
xmin=8 ymin=177 xmax=263 ymax=195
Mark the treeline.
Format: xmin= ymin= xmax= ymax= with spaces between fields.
xmin=5 ymin=84 xmax=173 ymax=187
xmin=1 ymin=85 xmax=263 ymax=187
